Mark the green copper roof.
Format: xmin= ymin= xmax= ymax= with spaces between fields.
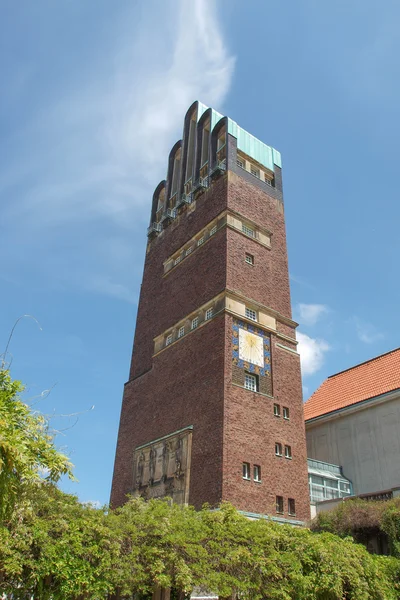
xmin=194 ymin=101 xmax=281 ymax=171
xmin=227 ymin=118 xmax=281 ymax=170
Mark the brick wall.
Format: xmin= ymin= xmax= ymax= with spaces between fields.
xmin=111 ymin=160 xmax=310 ymax=522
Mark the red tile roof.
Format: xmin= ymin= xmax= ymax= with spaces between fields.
xmin=304 ymin=347 xmax=400 ymax=421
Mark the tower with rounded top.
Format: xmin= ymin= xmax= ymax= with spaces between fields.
xmin=111 ymin=101 xmax=310 ymax=524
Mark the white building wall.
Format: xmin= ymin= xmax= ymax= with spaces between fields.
xmin=306 ymin=393 xmax=400 ymax=496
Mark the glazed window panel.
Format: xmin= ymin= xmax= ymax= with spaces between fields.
xmin=205 ymin=307 xmax=213 ymax=320
xmin=245 ymin=307 xmax=257 ymax=322
xmin=276 ymin=496 xmax=284 ymax=513
xmin=253 ymin=465 xmax=261 ymax=482
xmin=242 ymin=224 xmax=255 ymax=238
xmin=275 ymin=442 xmax=282 ymax=456
xmin=178 ymin=326 xmax=185 ymax=338
xmin=242 ymin=462 xmax=250 ymax=480
xmin=244 ymin=372 xmax=258 ymax=392
xmin=191 ymin=317 xmax=199 ymax=330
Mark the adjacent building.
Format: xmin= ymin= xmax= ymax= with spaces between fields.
xmin=305 ymin=347 xmax=400 ymax=499
xmin=111 ymin=101 xmax=310 ymax=524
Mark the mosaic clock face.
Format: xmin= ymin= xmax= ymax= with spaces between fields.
xmin=238 ymin=328 xmax=264 ymax=367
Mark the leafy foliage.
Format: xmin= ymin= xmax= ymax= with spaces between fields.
xmin=1 ymin=369 xmax=399 ymax=599
xmin=1 ymin=495 xmax=399 ymax=600
xmin=311 ymin=497 xmax=400 ymax=557
xmin=0 ymin=370 xmax=74 ymax=522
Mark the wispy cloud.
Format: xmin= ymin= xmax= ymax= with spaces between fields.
xmin=297 ymin=331 xmax=330 ymax=377
xmin=1 ymin=0 xmax=235 ymax=300
xmin=352 ymin=317 xmax=384 ymax=345
xmin=296 ymin=303 xmax=330 ymax=326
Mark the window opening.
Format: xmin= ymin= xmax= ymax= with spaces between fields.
xmin=242 ymin=224 xmax=255 ymax=238
xmin=205 ymin=307 xmax=213 ymax=320
xmin=244 ymin=372 xmax=258 ymax=392
xmin=245 ymin=307 xmax=257 ymax=322
xmin=288 ymin=498 xmax=296 ymax=516
xmin=276 ymin=496 xmax=284 ymax=513
xmin=242 ymin=462 xmax=250 ymax=480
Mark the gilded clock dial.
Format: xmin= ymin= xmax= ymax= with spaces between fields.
xmin=238 ymin=328 xmax=264 ymax=367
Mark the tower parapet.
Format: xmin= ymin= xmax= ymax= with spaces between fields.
xmin=148 ymin=101 xmax=283 ymax=239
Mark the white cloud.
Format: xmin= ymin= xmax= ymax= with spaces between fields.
xmin=297 ymin=331 xmax=330 ymax=377
xmin=1 ymin=0 xmax=235 ymax=300
xmin=296 ymin=303 xmax=330 ymax=326
xmin=352 ymin=317 xmax=384 ymax=345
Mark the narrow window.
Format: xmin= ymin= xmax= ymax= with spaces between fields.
xmin=244 ymin=372 xmax=258 ymax=392
xmin=242 ymin=462 xmax=250 ymax=480
xmin=171 ymin=149 xmax=181 ymax=197
xmin=275 ymin=442 xmax=282 ymax=457
xmin=209 ymin=225 xmax=217 ymax=236
xmin=245 ymin=253 xmax=254 ymax=265
xmin=201 ymin=119 xmax=210 ymax=166
xmin=191 ymin=317 xmax=199 ymax=330
xmin=264 ymin=174 xmax=272 ymax=186
xmin=245 ymin=307 xmax=257 ymax=322
xmin=276 ymin=496 xmax=284 ymax=513
xmin=185 ymin=247 xmax=193 ymax=256
xmin=205 ymin=307 xmax=213 ymax=320
xmin=185 ymin=117 xmax=196 ymax=183
xmin=285 ymin=445 xmax=292 ymax=459
xmin=217 ymin=127 xmax=226 ymax=151
xmin=273 ymin=403 xmax=281 ymax=417
xmin=242 ymin=224 xmax=255 ymax=238
xmin=250 ymin=165 xmax=260 ymax=178
xmin=288 ymin=498 xmax=296 ymax=516
xmin=283 ymin=406 xmax=290 ymax=420
xmin=178 ymin=326 xmax=185 ymax=339
xmin=253 ymin=465 xmax=261 ymax=482
xmin=237 ymin=157 xmax=245 ymax=169
xmin=174 ymin=255 xmax=182 ymax=266
xmin=197 ymin=236 xmax=204 ymax=246
xmin=166 ymin=334 xmax=173 ymax=346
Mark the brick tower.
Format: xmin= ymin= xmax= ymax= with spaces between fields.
xmin=111 ymin=101 xmax=310 ymax=524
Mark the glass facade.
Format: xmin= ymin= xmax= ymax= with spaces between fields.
xmin=308 ymin=458 xmax=353 ymax=504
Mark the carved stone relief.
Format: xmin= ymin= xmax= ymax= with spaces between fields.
xmin=132 ymin=428 xmax=192 ymax=505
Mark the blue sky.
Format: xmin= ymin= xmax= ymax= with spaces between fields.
xmin=1 ymin=0 xmax=399 ymax=505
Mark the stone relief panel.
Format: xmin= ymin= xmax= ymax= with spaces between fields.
xmin=132 ymin=427 xmax=192 ymax=505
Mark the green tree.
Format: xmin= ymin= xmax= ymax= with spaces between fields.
xmin=0 ymin=369 xmax=74 ymax=522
